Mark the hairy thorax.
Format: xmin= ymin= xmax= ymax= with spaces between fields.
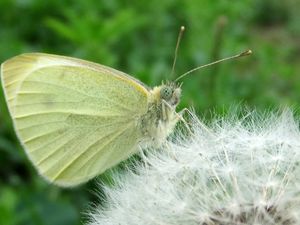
xmin=138 ymin=84 xmax=181 ymax=148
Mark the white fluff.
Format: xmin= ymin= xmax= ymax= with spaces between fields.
xmin=88 ymin=110 xmax=300 ymax=225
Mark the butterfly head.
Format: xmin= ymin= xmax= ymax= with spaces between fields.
xmin=160 ymin=82 xmax=181 ymax=107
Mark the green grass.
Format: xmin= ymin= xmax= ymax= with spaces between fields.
xmin=0 ymin=0 xmax=299 ymax=224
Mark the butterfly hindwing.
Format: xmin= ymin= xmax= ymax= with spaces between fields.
xmin=1 ymin=53 xmax=149 ymax=186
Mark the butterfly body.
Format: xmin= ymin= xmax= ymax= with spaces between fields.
xmin=1 ymin=53 xmax=181 ymax=186
xmin=140 ymin=84 xmax=181 ymax=147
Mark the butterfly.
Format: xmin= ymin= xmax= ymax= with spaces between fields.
xmin=1 ymin=25 xmax=251 ymax=187
xmin=1 ymin=53 xmax=185 ymax=187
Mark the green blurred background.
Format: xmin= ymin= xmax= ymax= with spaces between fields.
xmin=0 ymin=0 xmax=299 ymax=224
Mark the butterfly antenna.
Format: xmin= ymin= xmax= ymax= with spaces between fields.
xmin=175 ymin=49 xmax=252 ymax=82
xmin=170 ymin=26 xmax=185 ymax=80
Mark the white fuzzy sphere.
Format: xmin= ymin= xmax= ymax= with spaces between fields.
xmin=88 ymin=110 xmax=300 ymax=225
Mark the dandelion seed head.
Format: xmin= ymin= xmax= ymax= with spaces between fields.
xmin=88 ymin=110 xmax=300 ymax=225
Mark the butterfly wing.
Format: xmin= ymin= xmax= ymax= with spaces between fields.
xmin=1 ymin=53 xmax=149 ymax=187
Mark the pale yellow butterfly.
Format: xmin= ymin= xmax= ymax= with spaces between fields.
xmin=1 ymin=30 xmax=251 ymax=187
xmin=1 ymin=53 xmax=184 ymax=187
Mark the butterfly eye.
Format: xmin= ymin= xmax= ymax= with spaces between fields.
xmin=160 ymin=86 xmax=173 ymax=101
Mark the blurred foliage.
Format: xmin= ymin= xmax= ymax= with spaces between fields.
xmin=0 ymin=0 xmax=300 ymax=224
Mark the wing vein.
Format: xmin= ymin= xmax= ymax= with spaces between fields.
xmin=22 ymin=80 xmax=133 ymax=112
xmin=53 ymin=122 xmax=133 ymax=180
xmin=36 ymin=129 xmax=85 ymax=166
xmin=15 ymin=111 xmax=126 ymax=119
xmin=24 ymin=128 xmax=66 ymax=144
xmin=18 ymin=120 xmax=67 ymax=132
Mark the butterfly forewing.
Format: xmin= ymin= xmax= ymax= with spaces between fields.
xmin=1 ymin=53 xmax=149 ymax=186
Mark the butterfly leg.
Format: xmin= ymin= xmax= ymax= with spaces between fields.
xmin=161 ymin=100 xmax=169 ymax=121
xmin=176 ymin=108 xmax=193 ymax=134
xmin=161 ymin=100 xmax=192 ymax=134
xmin=178 ymin=108 xmax=215 ymax=137
xmin=169 ymin=105 xmax=213 ymax=136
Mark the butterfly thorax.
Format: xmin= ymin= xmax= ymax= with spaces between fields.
xmin=138 ymin=83 xmax=181 ymax=147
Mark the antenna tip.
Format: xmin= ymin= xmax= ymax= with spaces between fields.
xmin=180 ymin=26 xmax=185 ymax=31
xmin=239 ymin=49 xmax=252 ymax=57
